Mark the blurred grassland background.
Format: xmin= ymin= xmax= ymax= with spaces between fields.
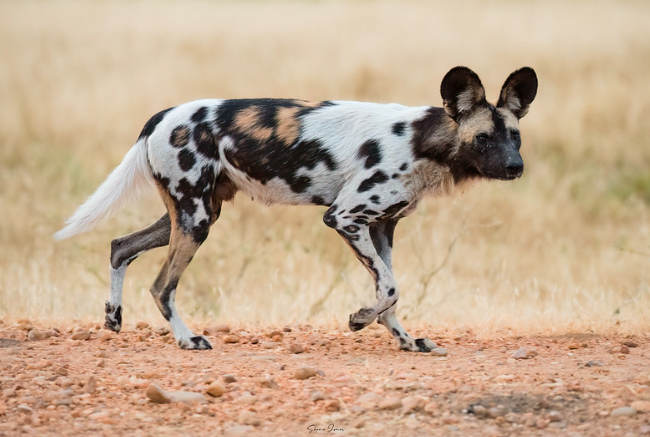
xmin=1 ymin=0 xmax=649 ymax=335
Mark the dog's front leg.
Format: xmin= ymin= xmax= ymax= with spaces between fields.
xmin=323 ymin=207 xmax=397 ymax=331
xmin=370 ymin=219 xmax=437 ymax=353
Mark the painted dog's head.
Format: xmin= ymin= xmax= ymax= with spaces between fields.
xmin=441 ymin=66 xmax=538 ymax=181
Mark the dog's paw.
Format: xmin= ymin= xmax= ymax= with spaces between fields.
xmin=178 ymin=335 xmax=213 ymax=350
xmin=104 ymin=302 xmax=122 ymax=333
xmin=349 ymin=307 xmax=376 ymax=331
xmin=400 ymin=337 xmax=437 ymax=353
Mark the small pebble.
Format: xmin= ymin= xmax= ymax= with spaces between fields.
xmin=622 ymin=340 xmax=638 ymax=348
xmin=610 ymin=406 xmax=636 ymax=417
xmin=512 ymin=348 xmax=537 ymax=359
xmin=85 ymin=376 xmax=97 ymax=394
xmin=214 ymin=324 xmax=231 ymax=333
xmin=72 ymin=331 xmax=90 ymax=341
xmin=430 ymin=348 xmax=448 ymax=357
xmin=238 ymin=410 xmax=260 ymax=426
xmin=585 ymin=360 xmax=604 ymax=367
xmin=260 ymin=376 xmax=278 ymax=389
xmin=631 ymin=400 xmax=650 ymax=412
xmin=146 ymin=384 xmax=171 ymax=404
xmin=223 ymin=335 xmax=240 ymax=344
xmin=28 ymin=330 xmax=47 ymax=341
xmin=378 ymin=397 xmax=402 ymax=410
xmin=290 ymin=343 xmax=305 ymax=354
xmin=311 ymin=390 xmax=325 ymax=402
xmin=324 ymin=399 xmax=340 ymax=412
xmin=222 ymin=374 xmax=237 ymax=383
xmin=206 ymin=382 xmax=226 ymax=397
xmin=356 ymin=392 xmax=382 ymax=409
xmin=294 ymin=367 xmax=318 ymax=380
xmin=136 ymin=322 xmax=149 ymax=330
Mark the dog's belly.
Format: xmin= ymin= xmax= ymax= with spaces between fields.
xmin=222 ymin=161 xmax=344 ymax=206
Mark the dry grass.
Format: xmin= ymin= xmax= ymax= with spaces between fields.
xmin=1 ymin=0 xmax=649 ymax=335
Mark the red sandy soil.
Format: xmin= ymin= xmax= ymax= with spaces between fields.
xmin=1 ymin=319 xmax=649 ymax=437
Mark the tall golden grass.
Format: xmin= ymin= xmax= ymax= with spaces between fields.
xmin=1 ymin=0 xmax=649 ymax=334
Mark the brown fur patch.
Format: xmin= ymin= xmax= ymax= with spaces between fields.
xmin=293 ymin=99 xmax=321 ymax=108
xmin=457 ymin=107 xmax=494 ymax=145
xmin=403 ymin=160 xmax=456 ymax=197
xmin=170 ymin=126 xmax=190 ymax=148
xmin=234 ymin=107 xmax=273 ymax=142
xmin=275 ymin=106 xmax=301 ymax=145
xmin=496 ymin=107 xmax=519 ymax=131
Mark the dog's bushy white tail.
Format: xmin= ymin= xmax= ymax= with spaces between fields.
xmin=54 ymin=140 xmax=154 ymax=241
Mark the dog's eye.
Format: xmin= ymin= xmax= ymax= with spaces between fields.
xmin=476 ymin=133 xmax=488 ymax=144
xmin=511 ymin=130 xmax=520 ymax=141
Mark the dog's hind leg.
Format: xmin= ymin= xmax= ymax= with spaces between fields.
xmin=105 ymin=213 xmax=171 ymax=332
xmin=370 ymin=220 xmax=437 ymax=353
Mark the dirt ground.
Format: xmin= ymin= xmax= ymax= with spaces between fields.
xmin=1 ymin=319 xmax=649 ymax=437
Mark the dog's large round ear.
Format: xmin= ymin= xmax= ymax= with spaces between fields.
xmin=497 ymin=67 xmax=538 ymax=119
xmin=440 ymin=66 xmax=486 ymax=121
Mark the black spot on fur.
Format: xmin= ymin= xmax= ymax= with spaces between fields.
xmin=357 ymin=140 xmax=382 ymax=169
xmin=400 ymin=163 xmax=408 ymax=171
xmin=363 ymin=209 xmax=379 ymax=215
xmin=343 ymin=225 xmax=360 ymax=234
xmin=350 ymin=204 xmax=367 ymax=214
xmin=312 ymin=196 xmax=326 ymax=205
xmin=392 ymin=173 xmax=399 ymax=179
xmin=191 ymin=106 xmax=208 ymax=123
xmin=291 ymin=176 xmax=312 ymax=193
xmin=194 ymin=122 xmax=217 ymax=159
xmin=358 ymin=171 xmax=388 ymax=193
xmin=170 ymin=126 xmax=190 ymax=148
xmin=392 ymin=122 xmax=406 ymax=136
xmin=388 ymin=288 xmax=395 ymax=297
xmin=323 ymin=205 xmax=338 ymax=228
xmin=369 ymin=195 xmax=381 ymax=204
xmin=380 ymin=201 xmax=410 ymax=219
xmin=354 ymin=218 xmax=368 ymax=225
xmin=177 ymin=149 xmax=196 ymax=172
xmin=392 ymin=328 xmax=401 ymax=337
xmin=138 ymin=107 xmax=174 ymax=140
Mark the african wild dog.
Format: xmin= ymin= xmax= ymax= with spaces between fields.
xmin=55 ymin=66 xmax=537 ymax=352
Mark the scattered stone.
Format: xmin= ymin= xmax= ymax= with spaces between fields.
xmin=631 ymin=400 xmax=650 ymax=412
xmin=402 ymin=396 xmax=424 ymax=413
xmin=585 ymin=360 xmax=604 ymax=367
xmin=311 ymin=390 xmax=325 ymax=402
xmin=290 ymin=343 xmax=305 ymax=354
xmin=206 ymin=382 xmax=226 ymax=397
xmin=223 ymin=335 xmax=240 ymax=344
xmin=28 ymin=330 xmax=47 ymax=341
xmin=85 ymin=376 xmax=97 ymax=394
xmin=146 ymin=384 xmax=171 ymax=404
xmin=356 ymin=392 xmax=382 ymax=409
xmin=325 ymin=399 xmax=340 ymax=412
xmin=97 ymin=359 xmax=106 ymax=368
xmin=487 ymin=407 xmax=505 ymax=418
xmin=430 ymin=347 xmax=448 ymax=357
xmin=610 ymin=406 xmax=636 ymax=417
xmin=234 ymin=391 xmax=257 ymax=405
xmin=283 ymin=326 xmax=292 ymax=332
xmin=250 ymin=337 xmax=259 ymax=344
xmin=17 ymin=404 xmax=32 ymax=414
xmin=379 ymin=397 xmax=402 ymax=411
xmin=567 ymin=342 xmax=580 ymax=350
xmin=424 ymin=402 xmax=438 ymax=415
xmin=99 ymin=332 xmax=112 ymax=342
xmin=294 ymin=367 xmax=318 ymax=380
xmin=548 ymin=410 xmax=562 ymax=422
xmin=222 ymin=374 xmax=237 ymax=383
xmin=260 ymin=375 xmax=278 ymax=389
xmin=609 ymin=345 xmax=630 ymax=354
xmin=72 ymin=331 xmax=90 ymax=341
xmin=512 ymin=348 xmax=537 ymax=359
xmin=238 ymin=410 xmax=261 ymax=426
xmin=136 ymin=322 xmax=149 ymax=330
xmin=145 ymin=383 xmax=205 ymax=405
xmin=622 ymin=340 xmax=638 ymax=348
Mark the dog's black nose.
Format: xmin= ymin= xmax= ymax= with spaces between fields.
xmin=505 ymin=156 xmax=524 ymax=178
